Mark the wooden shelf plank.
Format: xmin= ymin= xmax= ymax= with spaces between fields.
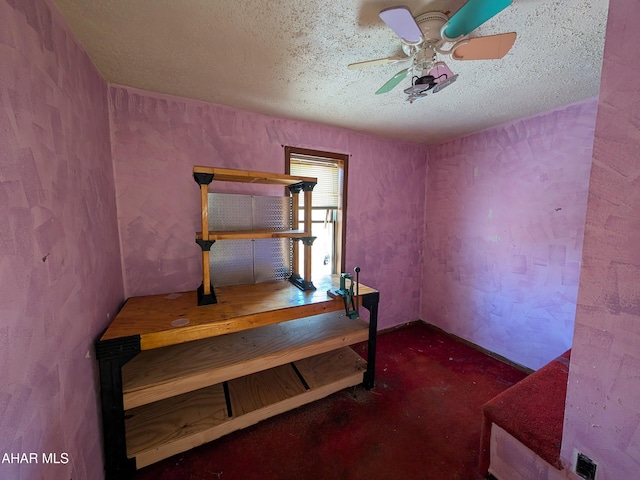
xmin=126 ymin=347 xmax=366 ymax=469
xmin=99 ymin=276 xmax=378 ymax=350
xmin=122 ymin=311 xmax=369 ymax=409
xmin=193 ymin=166 xmax=316 ymax=186
xmin=196 ymin=229 xmax=309 ymax=240
xmin=125 ymin=383 xmax=228 ymax=463
xmin=228 ymin=364 xmax=307 ymax=417
xmin=294 ymin=347 xmax=367 ymax=390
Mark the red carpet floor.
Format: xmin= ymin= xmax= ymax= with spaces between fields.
xmin=133 ymin=322 xmax=527 ymax=480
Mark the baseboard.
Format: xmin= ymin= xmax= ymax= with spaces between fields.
xmin=378 ymin=319 xmax=424 ymax=335
xmin=417 ymin=320 xmax=534 ymax=374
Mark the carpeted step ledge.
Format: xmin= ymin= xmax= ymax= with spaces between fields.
xmin=479 ymin=349 xmax=571 ymax=476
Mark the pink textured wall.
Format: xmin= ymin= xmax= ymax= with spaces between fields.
xmin=0 ymin=1 xmax=123 ymax=479
xmin=561 ymin=0 xmax=640 ymax=476
xmin=109 ymin=86 xmax=427 ymax=330
xmin=422 ymin=100 xmax=597 ymax=370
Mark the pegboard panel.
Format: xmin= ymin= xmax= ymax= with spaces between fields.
xmin=208 ymin=193 xmax=293 ymax=286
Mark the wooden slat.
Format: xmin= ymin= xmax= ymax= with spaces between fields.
xmin=291 ymin=191 xmax=300 ymax=275
xmin=199 ymin=183 xmax=209 ymax=240
xmin=294 ymin=347 xmax=367 ymax=390
xmin=196 ymin=229 xmax=309 ymax=240
xmin=99 ymin=276 xmax=377 ymax=350
xmin=125 ymin=383 xmax=228 ymax=462
xmin=201 ymin=250 xmax=211 ymax=295
xmin=228 ymin=364 xmax=307 ymax=416
xmin=303 ymin=188 xmax=313 ymax=281
xmin=303 ymin=243 xmax=313 ymax=283
xmin=193 ymin=166 xmax=316 ymax=186
xmin=200 ymin=182 xmax=211 ymax=293
xmin=122 ymin=312 xmax=369 ymax=409
xmin=126 ymin=348 xmax=366 ymax=469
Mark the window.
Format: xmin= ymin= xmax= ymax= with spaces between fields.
xmin=285 ymin=147 xmax=348 ymax=276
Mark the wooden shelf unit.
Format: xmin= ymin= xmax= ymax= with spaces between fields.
xmin=193 ymin=166 xmax=318 ymax=304
xmin=96 ymin=276 xmax=379 ymax=480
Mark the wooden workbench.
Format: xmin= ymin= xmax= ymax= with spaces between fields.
xmin=96 ymin=276 xmax=379 ymax=479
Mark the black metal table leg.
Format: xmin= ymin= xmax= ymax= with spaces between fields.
xmin=361 ymin=291 xmax=379 ymax=390
xmin=95 ymin=335 xmax=140 ymax=480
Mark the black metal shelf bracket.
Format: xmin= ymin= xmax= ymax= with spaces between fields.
xmin=193 ymin=172 xmax=214 ymax=185
xmin=288 ymin=273 xmax=316 ymax=292
xmin=300 ymin=181 xmax=316 ymax=192
xmin=297 ymin=236 xmax=316 ymax=247
xmin=288 ymin=180 xmax=317 ymax=194
xmin=197 ymin=283 xmax=217 ymax=305
xmin=196 ymin=238 xmax=215 ymax=251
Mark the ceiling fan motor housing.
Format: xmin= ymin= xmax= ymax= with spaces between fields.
xmin=414 ymin=12 xmax=449 ymax=45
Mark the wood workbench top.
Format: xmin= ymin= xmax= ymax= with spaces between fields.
xmin=100 ymin=276 xmax=377 ymax=351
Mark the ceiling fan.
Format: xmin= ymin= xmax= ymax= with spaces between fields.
xmin=349 ymin=0 xmax=517 ymax=103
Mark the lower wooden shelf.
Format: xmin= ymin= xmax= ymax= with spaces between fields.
xmin=125 ymin=347 xmax=366 ymax=469
xmin=121 ymin=311 xmax=369 ymax=410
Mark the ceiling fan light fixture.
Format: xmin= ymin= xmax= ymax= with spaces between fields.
xmin=404 ymin=75 xmax=436 ymax=95
xmin=353 ymin=1 xmax=516 ymax=99
xmin=403 ymin=85 xmax=431 ymax=95
xmin=432 ymin=74 xmax=459 ymax=93
xmin=428 ymin=62 xmax=455 ymax=83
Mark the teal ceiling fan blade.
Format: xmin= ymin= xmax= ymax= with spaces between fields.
xmin=443 ymin=0 xmax=512 ymax=41
xmin=375 ymin=68 xmax=410 ymax=95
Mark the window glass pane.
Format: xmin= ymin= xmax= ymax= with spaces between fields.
xmin=297 ymin=221 xmax=333 ymax=278
xmin=308 ymin=208 xmax=334 ymax=222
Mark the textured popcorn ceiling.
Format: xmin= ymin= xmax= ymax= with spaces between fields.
xmin=53 ymin=0 xmax=609 ymax=145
